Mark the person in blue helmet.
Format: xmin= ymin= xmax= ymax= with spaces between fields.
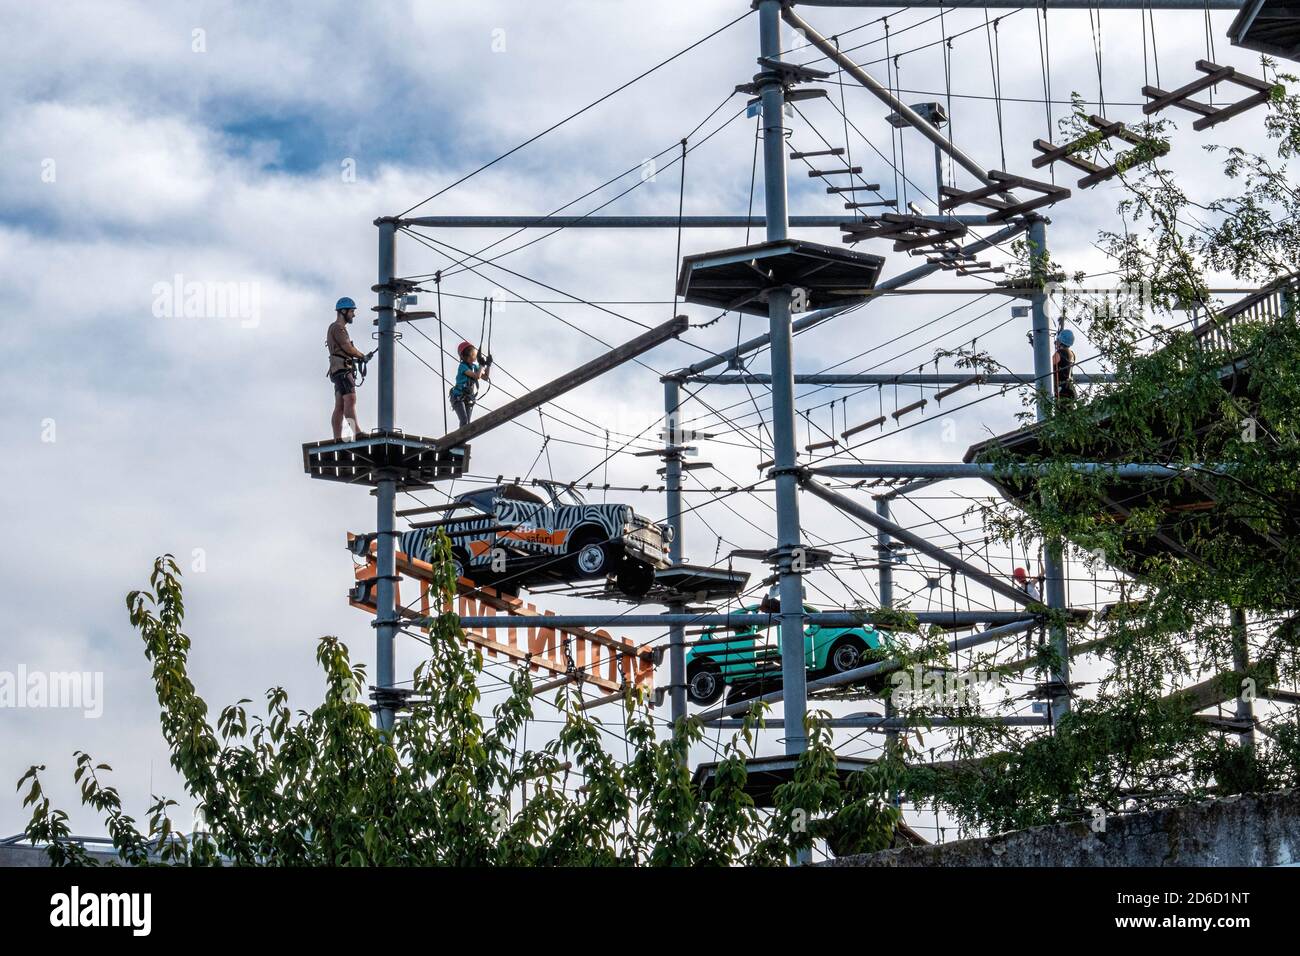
xmin=1053 ymin=328 xmax=1077 ymax=405
xmin=326 ymin=296 xmax=371 ymax=440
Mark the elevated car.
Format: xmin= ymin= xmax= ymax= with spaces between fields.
xmin=396 ymin=481 xmax=672 ymax=597
xmin=683 ymin=602 xmax=889 ymax=705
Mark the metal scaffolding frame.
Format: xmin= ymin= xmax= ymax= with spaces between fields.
xmin=334 ymin=0 xmax=1264 ymax=793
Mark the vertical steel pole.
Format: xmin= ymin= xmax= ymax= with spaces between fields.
xmin=933 ymin=143 xmax=945 ymax=211
xmin=1027 ymin=217 xmax=1070 ymax=723
xmin=1231 ymin=607 xmax=1255 ymax=749
xmin=876 ymin=497 xmax=894 ymax=610
xmin=663 ymin=378 xmax=687 ymax=729
xmin=876 ymin=496 xmax=900 ymax=805
xmin=758 ymin=1 xmax=808 ymax=760
xmin=375 ymin=218 xmax=399 ymax=733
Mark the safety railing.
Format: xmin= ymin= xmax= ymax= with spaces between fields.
xmin=1194 ymin=274 xmax=1299 ymax=354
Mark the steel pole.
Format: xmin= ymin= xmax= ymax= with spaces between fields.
xmin=1231 ymin=607 xmax=1255 ymax=749
xmin=876 ymin=496 xmax=899 ymax=803
xmin=375 ymin=218 xmax=399 ymax=733
xmin=1027 ymin=218 xmax=1071 ymax=723
xmin=663 ymin=379 xmax=687 ymax=729
xmin=759 ymin=0 xmax=809 ymax=762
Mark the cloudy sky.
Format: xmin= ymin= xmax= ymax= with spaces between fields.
xmin=0 ymin=0 xmax=1277 ymax=841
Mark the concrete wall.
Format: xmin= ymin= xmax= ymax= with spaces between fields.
xmin=827 ymin=790 xmax=1300 ymax=867
xmin=0 ymin=843 xmax=123 ymax=867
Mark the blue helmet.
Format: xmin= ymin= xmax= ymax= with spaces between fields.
xmin=335 ymin=296 xmax=357 ymax=312
xmin=1057 ymin=328 xmax=1075 ymax=347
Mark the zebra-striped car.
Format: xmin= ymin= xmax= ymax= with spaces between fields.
xmin=399 ymin=481 xmax=672 ymax=596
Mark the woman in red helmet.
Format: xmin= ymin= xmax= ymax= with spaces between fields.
xmin=449 ymin=340 xmax=489 ymax=428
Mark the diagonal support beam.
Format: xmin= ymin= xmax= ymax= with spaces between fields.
xmin=433 ymin=315 xmax=687 ymax=449
xmin=801 ymin=476 xmax=1035 ymax=606
xmin=695 ymin=617 xmax=1038 ymax=722
xmin=782 ymin=5 xmax=1015 ymax=203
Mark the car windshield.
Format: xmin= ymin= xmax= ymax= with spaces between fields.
xmin=539 ymin=482 xmax=586 ymax=507
xmin=455 ymin=484 xmax=544 ymax=514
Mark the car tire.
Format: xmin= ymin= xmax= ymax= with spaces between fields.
xmin=569 ymin=533 xmax=611 ymax=579
xmin=451 ymin=549 xmax=470 ymax=584
xmin=615 ymin=559 xmax=655 ymax=598
xmin=827 ymin=637 xmax=866 ymax=675
xmin=686 ymin=660 xmax=724 ymax=705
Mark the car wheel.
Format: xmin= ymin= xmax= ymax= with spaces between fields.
xmin=828 ymin=637 xmax=865 ymax=674
xmin=570 ymin=536 xmax=611 ymax=578
xmin=615 ymin=559 xmax=655 ymax=598
xmin=686 ymin=660 xmax=724 ymax=705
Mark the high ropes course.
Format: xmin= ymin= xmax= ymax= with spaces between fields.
xmin=302 ymin=0 xmax=1300 ymax=856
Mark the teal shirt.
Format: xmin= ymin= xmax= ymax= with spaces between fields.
xmin=453 ymin=360 xmax=479 ymax=398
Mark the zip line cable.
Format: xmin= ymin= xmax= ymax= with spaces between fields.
xmin=396 ymin=8 xmax=754 ymax=217
xmin=405 ymin=90 xmax=743 ymax=284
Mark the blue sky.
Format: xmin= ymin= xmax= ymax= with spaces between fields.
xmin=0 ymin=0 xmax=1277 ymax=842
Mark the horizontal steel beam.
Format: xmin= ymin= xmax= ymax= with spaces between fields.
xmin=703 ymin=715 xmax=1051 ymax=731
xmin=690 ymin=372 xmax=1117 ymax=385
xmin=398 ymin=215 xmax=992 ymax=229
xmin=449 ymin=610 xmax=1038 ymax=630
xmin=795 ymin=0 xmax=1241 ymax=7
xmin=696 ymin=618 xmax=1038 ymax=721
xmin=810 ymin=462 xmax=1224 ymax=480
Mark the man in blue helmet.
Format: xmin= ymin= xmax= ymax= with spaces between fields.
xmin=1053 ymin=328 xmax=1077 ymax=406
xmin=327 ymin=297 xmax=370 ymax=440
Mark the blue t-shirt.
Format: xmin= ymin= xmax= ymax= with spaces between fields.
xmin=453 ymin=360 xmax=479 ymax=397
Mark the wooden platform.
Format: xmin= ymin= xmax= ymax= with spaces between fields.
xmin=676 ymin=238 xmax=885 ymax=316
xmin=963 ymin=280 xmax=1298 ymax=582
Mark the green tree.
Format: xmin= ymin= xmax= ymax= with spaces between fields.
xmin=900 ymin=66 xmax=1300 ymax=833
xmin=19 ymin=534 xmax=900 ymax=866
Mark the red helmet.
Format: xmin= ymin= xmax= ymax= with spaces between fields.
xmin=457 ymin=340 xmax=474 ymax=356
xmin=1013 ymin=567 xmax=1028 ymax=581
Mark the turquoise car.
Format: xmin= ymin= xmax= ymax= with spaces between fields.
xmin=684 ymin=603 xmax=889 ymax=705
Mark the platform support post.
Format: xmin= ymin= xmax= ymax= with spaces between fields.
xmin=375 ymin=218 xmax=399 ymax=733
xmin=663 ymin=378 xmax=687 ymax=735
xmin=1231 ymin=607 xmax=1255 ymax=749
xmin=758 ymin=2 xmax=809 ymax=778
xmin=1028 ymin=217 xmax=1070 ymax=724
xmin=876 ymin=496 xmax=901 ymax=805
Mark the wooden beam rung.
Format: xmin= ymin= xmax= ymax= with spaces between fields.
xmin=808 ymin=166 xmax=864 ymax=177
xmin=892 ymin=398 xmax=928 ymax=421
xmin=841 ymin=415 xmax=886 ymax=439
xmin=805 ymin=438 xmax=840 ymax=452
xmin=1143 ymin=65 xmax=1236 ymax=114
xmin=934 ymin=374 xmax=985 ymax=401
xmin=1193 ymin=89 xmax=1272 ymax=131
xmin=790 ymin=147 xmax=845 ymax=159
xmin=1196 ymin=59 xmax=1275 ymax=94
xmin=395 ymin=501 xmax=470 ymax=518
xmin=826 ymin=184 xmax=882 ymax=194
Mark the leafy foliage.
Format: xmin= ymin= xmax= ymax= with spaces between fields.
xmin=20 ymin=538 xmax=899 ymax=865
